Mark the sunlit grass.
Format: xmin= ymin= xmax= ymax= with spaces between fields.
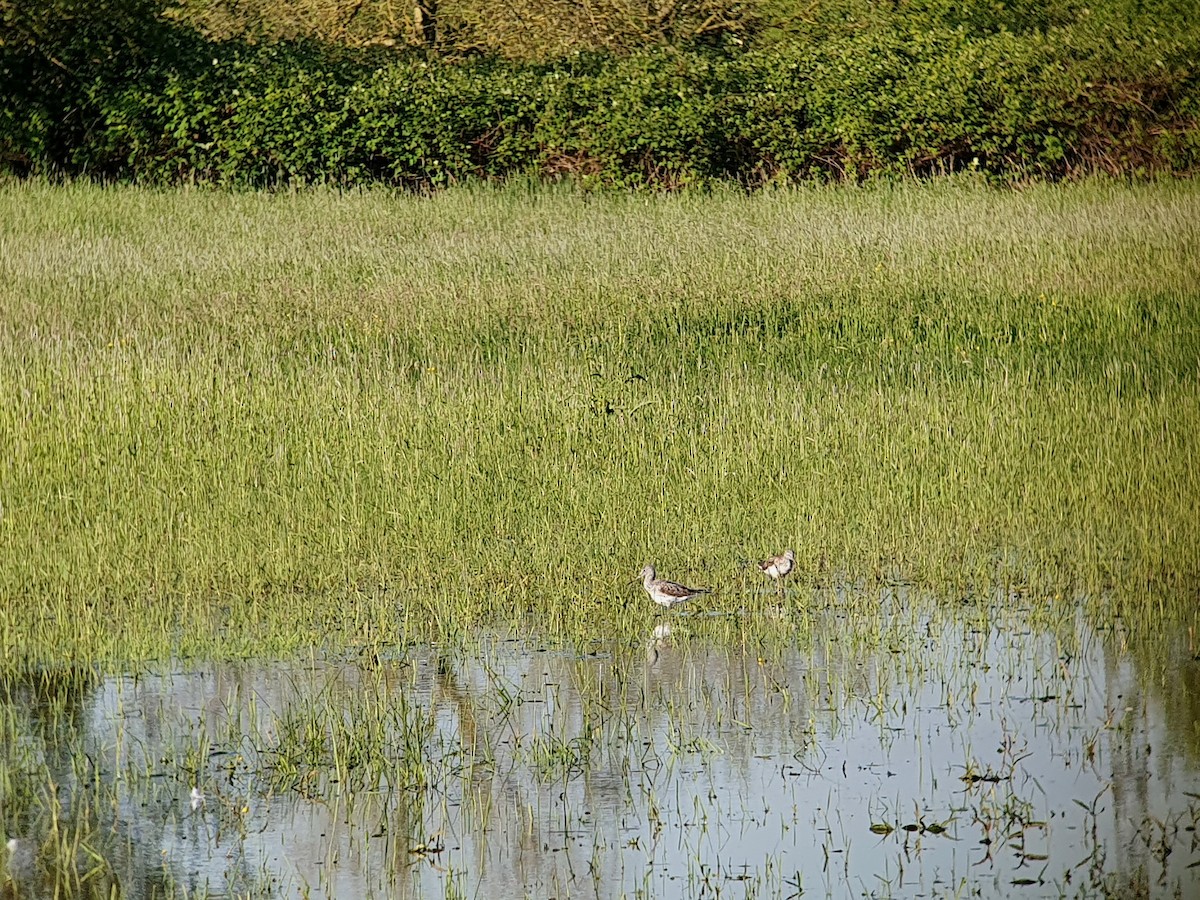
xmin=0 ymin=177 xmax=1197 ymax=665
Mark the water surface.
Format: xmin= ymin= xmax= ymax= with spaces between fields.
xmin=3 ymin=593 xmax=1199 ymax=898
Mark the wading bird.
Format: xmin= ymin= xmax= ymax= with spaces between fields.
xmin=758 ymin=548 xmax=795 ymax=586
xmin=640 ymin=564 xmax=708 ymax=609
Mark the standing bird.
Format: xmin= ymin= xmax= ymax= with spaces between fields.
xmin=758 ymin=549 xmax=795 ymax=587
xmin=640 ymin=565 xmax=708 ymax=610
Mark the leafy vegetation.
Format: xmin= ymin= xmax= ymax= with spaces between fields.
xmin=1 ymin=0 xmax=1197 ymax=185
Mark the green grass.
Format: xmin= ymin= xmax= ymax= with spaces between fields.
xmin=0 ymin=178 xmax=1197 ymax=665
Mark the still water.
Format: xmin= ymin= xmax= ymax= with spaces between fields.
xmin=3 ymin=593 xmax=1199 ymax=899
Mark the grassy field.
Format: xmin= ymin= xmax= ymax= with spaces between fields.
xmin=1 ymin=178 xmax=1197 ymax=664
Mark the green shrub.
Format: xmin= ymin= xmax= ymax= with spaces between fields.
xmin=0 ymin=0 xmax=201 ymax=174
xmin=2 ymin=0 xmax=1197 ymax=186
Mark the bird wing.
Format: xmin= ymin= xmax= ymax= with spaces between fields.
xmin=759 ymin=554 xmax=785 ymax=571
xmin=658 ymin=579 xmax=704 ymax=597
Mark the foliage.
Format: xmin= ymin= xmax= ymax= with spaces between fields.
xmin=168 ymin=0 xmax=1200 ymax=58
xmin=175 ymin=0 xmax=759 ymax=55
xmin=0 ymin=0 xmax=202 ymax=172
xmin=1 ymin=0 xmax=1198 ymax=185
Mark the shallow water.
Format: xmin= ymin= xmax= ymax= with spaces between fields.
xmin=3 ymin=593 xmax=1199 ymax=899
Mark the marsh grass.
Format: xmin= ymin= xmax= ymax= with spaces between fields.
xmin=0 ymin=178 xmax=1197 ymax=664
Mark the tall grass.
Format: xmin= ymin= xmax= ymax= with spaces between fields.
xmin=1 ymin=179 xmax=1197 ymax=664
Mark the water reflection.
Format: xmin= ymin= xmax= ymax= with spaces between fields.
xmin=2 ymin=600 xmax=1199 ymax=899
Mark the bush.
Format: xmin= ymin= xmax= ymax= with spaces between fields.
xmin=2 ymin=0 xmax=1197 ymax=186
xmin=0 ymin=0 xmax=203 ymax=174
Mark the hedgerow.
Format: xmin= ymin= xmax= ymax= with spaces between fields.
xmin=2 ymin=0 xmax=1197 ymax=187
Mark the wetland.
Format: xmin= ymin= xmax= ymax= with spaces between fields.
xmin=1 ymin=179 xmax=1198 ymax=897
